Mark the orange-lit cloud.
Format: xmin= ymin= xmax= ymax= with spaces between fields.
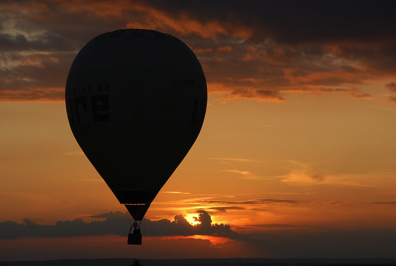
xmin=218 ymin=46 xmax=232 ymax=52
xmin=1 ymin=1 xmax=396 ymax=102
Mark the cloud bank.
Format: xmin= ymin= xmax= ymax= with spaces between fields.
xmin=1 ymin=0 xmax=396 ymax=101
xmin=1 ymin=210 xmax=396 ymax=258
xmin=0 ymin=211 xmax=236 ymax=240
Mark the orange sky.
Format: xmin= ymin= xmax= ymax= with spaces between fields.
xmin=1 ymin=0 xmax=396 ymax=261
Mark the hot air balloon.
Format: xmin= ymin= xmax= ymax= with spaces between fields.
xmin=65 ymin=29 xmax=207 ymax=245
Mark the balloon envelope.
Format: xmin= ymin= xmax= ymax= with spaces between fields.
xmin=65 ymin=29 xmax=207 ymax=221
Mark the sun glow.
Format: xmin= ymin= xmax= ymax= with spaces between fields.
xmin=185 ymin=213 xmax=201 ymax=226
xmin=149 ymin=235 xmax=232 ymax=245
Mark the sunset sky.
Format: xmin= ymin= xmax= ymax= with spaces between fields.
xmin=1 ymin=0 xmax=396 ymax=261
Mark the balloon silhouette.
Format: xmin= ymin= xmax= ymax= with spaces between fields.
xmin=65 ymin=29 xmax=207 ymax=243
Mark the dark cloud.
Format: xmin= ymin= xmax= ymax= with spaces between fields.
xmin=329 ymin=201 xmax=348 ymax=206
xmin=310 ymin=174 xmax=325 ymax=182
xmin=385 ymin=82 xmax=396 ymax=103
xmin=388 ymin=96 xmax=396 ymax=104
xmin=386 ymin=82 xmax=396 ymax=93
xmin=143 ymin=210 xmax=237 ymax=237
xmin=207 ymin=206 xmax=245 ymax=213
xmin=0 ymin=52 xmax=74 ymax=100
xmin=197 ymin=198 xmax=357 ymax=209
xmin=348 ymin=88 xmax=372 ymax=99
xmin=0 ymin=213 xmax=126 ymax=240
xmin=196 ymin=198 xmax=301 ymax=205
xmin=129 ymin=0 xmax=396 ymax=44
xmin=0 ymin=32 xmax=78 ymax=52
xmin=0 ymin=0 xmax=392 ymax=101
xmin=332 ymin=42 xmax=396 ymax=74
xmin=226 ymin=88 xmax=286 ymax=102
xmin=0 ymin=211 xmax=237 ymax=240
xmin=1 ymin=211 xmax=396 ymax=258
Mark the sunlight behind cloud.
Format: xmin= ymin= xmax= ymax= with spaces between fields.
xmin=184 ymin=213 xmax=201 ymax=226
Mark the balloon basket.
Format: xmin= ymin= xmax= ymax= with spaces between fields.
xmin=128 ymin=223 xmax=142 ymax=245
xmin=128 ymin=232 xmax=142 ymax=245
